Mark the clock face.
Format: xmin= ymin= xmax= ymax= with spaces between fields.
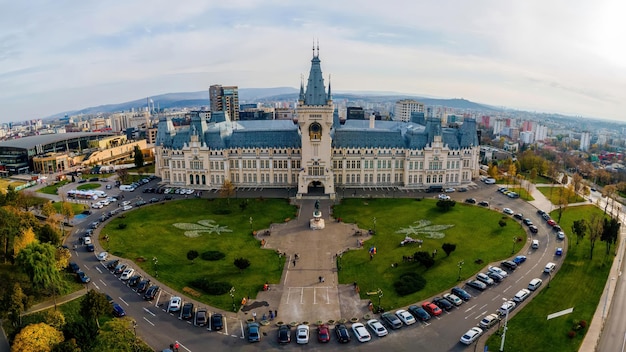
xmin=309 ymin=123 xmax=322 ymax=139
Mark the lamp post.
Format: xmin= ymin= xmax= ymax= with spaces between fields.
xmin=152 ymin=257 xmax=158 ymax=278
xmin=376 ymin=288 xmax=383 ymax=313
xmin=500 ymin=298 xmax=509 ymax=352
xmin=229 ymin=287 xmax=236 ymax=312
xmin=457 ymin=260 xmax=464 ymax=281
xmin=511 ymin=237 xmax=517 ymax=254
xmin=249 ymin=217 xmax=253 ymax=233
xmin=373 ymin=217 xmax=377 ymax=233
xmin=132 ymin=320 xmax=138 ymax=352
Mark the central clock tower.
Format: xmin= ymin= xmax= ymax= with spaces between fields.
xmin=297 ymin=46 xmax=335 ymax=199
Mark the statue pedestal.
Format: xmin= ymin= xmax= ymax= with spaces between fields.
xmin=310 ymin=210 xmax=325 ymax=230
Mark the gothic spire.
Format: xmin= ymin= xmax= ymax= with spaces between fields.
xmin=304 ymin=42 xmax=327 ymax=106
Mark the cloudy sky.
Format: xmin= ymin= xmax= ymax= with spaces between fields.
xmin=1 ymin=0 xmax=625 ymax=123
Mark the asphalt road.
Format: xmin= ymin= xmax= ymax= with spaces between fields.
xmin=66 ymin=180 xmax=566 ymax=351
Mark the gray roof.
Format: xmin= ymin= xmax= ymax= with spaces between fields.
xmin=0 ymin=132 xmax=114 ymax=150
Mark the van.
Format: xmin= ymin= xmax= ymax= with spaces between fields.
xmin=528 ymin=278 xmax=543 ymax=291
xmin=119 ymin=185 xmax=135 ymax=191
xmin=531 ymin=240 xmax=539 ymax=249
xmin=544 ymin=262 xmax=556 ymax=273
xmin=513 ymin=288 xmax=531 ymax=302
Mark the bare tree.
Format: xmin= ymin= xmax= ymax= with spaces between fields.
xmin=588 ymin=213 xmax=604 ymax=260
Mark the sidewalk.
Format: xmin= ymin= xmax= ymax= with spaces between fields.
xmin=22 ymin=290 xmax=88 ymax=316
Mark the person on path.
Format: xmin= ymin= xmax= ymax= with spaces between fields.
xmin=293 ymin=259 xmax=296 ymax=267
xmin=252 ymin=312 xmax=257 ymax=321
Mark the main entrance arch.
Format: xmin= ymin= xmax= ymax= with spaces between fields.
xmin=307 ymin=181 xmax=325 ymax=195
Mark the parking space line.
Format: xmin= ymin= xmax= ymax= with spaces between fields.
xmin=300 ymin=287 xmax=304 ymax=304
xmin=143 ymin=317 xmax=155 ymax=326
xmin=326 ymin=287 xmax=330 ymax=304
xmin=313 ymin=288 xmax=317 ymax=305
xmin=119 ymin=297 xmax=129 ymax=306
xmin=175 ymin=341 xmax=190 ymax=352
xmin=143 ymin=307 xmax=156 ymax=316
xmin=239 ymin=320 xmax=244 ymax=339
xmin=98 ymin=279 xmax=107 ymax=287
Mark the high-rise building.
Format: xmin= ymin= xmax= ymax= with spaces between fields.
xmin=209 ymin=85 xmax=239 ymax=121
xmin=580 ymin=132 xmax=591 ymax=151
xmin=394 ymin=99 xmax=424 ymax=122
xmin=534 ymin=124 xmax=548 ymax=141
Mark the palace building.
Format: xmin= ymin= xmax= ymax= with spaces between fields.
xmin=154 ymin=48 xmax=480 ymax=199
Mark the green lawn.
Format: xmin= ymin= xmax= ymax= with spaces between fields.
xmin=537 ymin=186 xmax=586 ymax=205
xmin=103 ymin=198 xmax=297 ymax=311
xmin=77 ymin=183 xmax=101 ymax=191
xmin=486 ymin=205 xmax=612 ymax=351
xmin=508 ymin=187 xmax=535 ymax=201
xmin=333 ymin=198 xmax=526 ymax=309
xmin=38 ymin=180 xmax=70 ymax=195
xmin=52 ymin=202 xmax=88 ymax=215
xmin=521 ymin=171 xmax=554 ymax=184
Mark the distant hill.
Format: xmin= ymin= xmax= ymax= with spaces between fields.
xmin=46 ymin=87 xmax=494 ymax=119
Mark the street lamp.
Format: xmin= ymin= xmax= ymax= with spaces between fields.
xmin=500 ymin=298 xmax=509 ymax=352
xmin=373 ymin=217 xmax=377 ymax=233
xmin=511 ymin=237 xmax=517 ymax=254
xmin=229 ymin=287 xmax=236 ymax=312
xmin=132 ymin=320 xmax=138 ymax=352
xmin=457 ymin=260 xmax=464 ymax=281
xmin=376 ymin=288 xmax=383 ymax=313
xmin=249 ymin=217 xmax=253 ymax=232
xmin=152 ymin=257 xmax=158 ymax=278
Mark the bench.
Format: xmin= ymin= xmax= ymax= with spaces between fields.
xmin=182 ymin=287 xmax=201 ymax=297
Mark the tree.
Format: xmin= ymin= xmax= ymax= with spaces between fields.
xmin=38 ymin=223 xmax=61 ymax=245
xmin=508 ymin=163 xmax=517 ymax=185
xmin=413 ymin=251 xmax=435 ymax=268
xmin=187 ymin=250 xmax=199 ymax=263
xmin=41 ymin=202 xmax=56 ymax=220
xmin=441 ymin=243 xmax=457 ymax=257
xmin=116 ymin=168 xmax=130 ymax=184
xmin=92 ymin=319 xmax=139 ymax=352
xmin=15 ymin=242 xmax=63 ymax=293
xmin=557 ymin=185 xmax=572 ymax=223
xmin=0 ymin=206 xmax=38 ymax=262
xmin=530 ymin=168 xmax=538 ymax=183
xmin=42 ymin=310 xmax=66 ymax=330
xmin=488 ymin=163 xmax=499 ymax=180
xmin=602 ymin=185 xmax=617 ymax=214
xmin=54 ymin=247 xmax=71 ymax=271
xmin=133 ymin=145 xmax=144 ymax=168
xmin=5 ymin=283 xmax=26 ymax=326
xmin=588 ymin=214 xmax=604 ymax=260
xmin=220 ymin=179 xmax=235 ymax=205
xmin=64 ymin=320 xmax=97 ymax=351
xmin=11 ymin=322 xmax=64 ymax=352
xmin=498 ymin=219 xmax=507 ymax=227
xmin=51 ymin=338 xmax=82 ymax=352
xmin=234 ymin=257 xmax=251 ymax=272
xmin=60 ymin=202 xmax=74 ymax=233
xmin=571 ymin=219 xmax=587 ymax=245
xmin=14 ymin=228 xmax=37 ymax=255
xmin=572 ymin=173 xmax=584 ymax=193
xmin=80 ymin=290 xmax=111 ymax=328
xmin=601 ymin=217 xmax=620 ymax=255
xmin=561 ymin=173 xmax=569 ymax=185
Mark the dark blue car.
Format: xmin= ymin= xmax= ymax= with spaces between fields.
xmin=112 ymin=303 xmax=126 ymax=317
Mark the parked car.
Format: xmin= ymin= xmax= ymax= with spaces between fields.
xmin=460 ymin=327 xmax=483 ymax=345
xmin=128 ymin=274 xmax=143 ymax=287
xmin=395 ymin=309 xmax=416 ymax=325
xmin=466 ymin=280 xmax=487 ymax=291
xmin=553 ymin=225 xmax=563 ymax=232
xmin=106 ymin=259 xmax=119 ymax=270
xmin=501 ymin=260 xmax=518 ymax=271
xmin=458 ymin=187 xmax=468 ymax=192
xmin=532 ymin=239 xmax=540 ymax=249
xmin=68 ymin=262 xmax=80 ymax=273
xmin=83 ymin=236 xmax=92 ymax=245
xmin=513 ymin=288 xmax=531 ymax=303
xmin=476 ymin=272 xmax=495 ymax=285
xmin=444 ymin=187 xmax=455 ymax=193
xmin=211 ymin=313 xmax=224 ymax=331
xmin=478 ymin=201 xmax=490 ymax=207
xmin=513 ymin=255 xmax=527 ymax=265
xmin=528 ymin=278 xmax=543 ymax=291
xmin=529 ymin=225 xmax=539 ymax=233
xmin=335 ymin=324 xmax=351 ymax=343
xmin=277 ymin=325 xmax=291 ymax=344
xmin=523 ymin=218 xmax=533 ymax=226
xmin=352 ymin=323 xmax=371 ymax=342
xmin=464 ymin=198 xmax=477 ymax=204
xmin=438 ymin=194 xmax=451 ymax=200
xmin=169 ymin=296 xmax=182 ymax=312
xmin=120 ymin=268 xmax=135 ymax=280
xmin=487 ymin=271 xmax=505 ymax=282
xmin=513 ymin=213 xmax=524 ymax=220
xmin=488 ymin=266 xmax=509 ymax=278
xmin=112 ymin=303 xmax=126 ymax=317
xmin=433 ymin=296 xmax=453 ymax=311
xmin=443 ymin=293 xmax=463 ymax=306
xmin=499 ymin=300 xmax=516 ymax=315
xmin=196 ymin=308 xmax=207 ymax=326
xmin=408 ymin=305 xmax=431 ymax=321
xmin=367 ymin=319 xmax=388 ymax=337
xmin=507 ymin=192 xmax=520 ymax=198
xmin=542 ymin=213 xmax=551 ymax=221
xmin=451 ymin=287 xmax=472 ymax=301
xmin=86 ymin=244 xmax=95 ymax=252
xmin=296 ymin=324 xmax=310 ymax=344
xmin=381 ymin=312 xmax=403 ymax=329
xmin=113 ymin=263 xmax=127 ymax=275
xmin=143 ymin=285 xmax=159 ymax=301
xmin=136 ymin=279 xmax=151 ymax=293
xmin=502 ymin=208 xmax=514 ymax=215
xmin=557 ymin=231 xmax=565 ymax=240
xmin=479 ymin=313 xmax=500 ymax=329
xmin=181 ymin=303 xmax=194 ymax=320
xmin=97 ymin=252 xmax=109 ymax=261
xmin=547 ymin=219 xmax=557 ymax=226
xmin=537 ymin=209 xmax=546 ymax=216
xmin=247 ymin=322 xmax=260 ymax=343
xmin=317 ymin=324 xmax=330 ymax=343
xmin=421 ymin=302 xmax=443 ymax=316
xmin=555 ymin=247 xmax=563 ymax=256
xmin=76 ymin=270 xmax=90 ymax=283
xmin=544 ymin=262 xmax=557 ymax=273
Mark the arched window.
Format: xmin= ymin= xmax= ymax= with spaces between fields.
xmin=196 ymin=175 xmax=200 ymax=184
xmin=189 ymin=174 xmax=194 ymax=184
xmin=202 ymin=175 xmax=206 ymax=184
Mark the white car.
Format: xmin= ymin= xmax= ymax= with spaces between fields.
xmin=499 ymin=300 xmax=516 ymax=315
xmin=366 ymin=319 xmax=388 ymax=337
xmin=122 ymin=205 xmax=132 ymax=211
xmin=351 ymin=323 xmax=371 ymax=342
xmin=444 ymin=187 xmax=455 ymax=193
xmin=544 ymin=262 xmax=556 ymax=273
xmin=502 ymin=208 xmax=514 ymax=215
xmin=91 ymin=202 xmax=103 ymax=209
xmin=169 ymin=296 xmax=182 ymax=312
xmin=476 ymin=272 xmax=495 ymax=285
xmin=488 ymin=266 xmax=508 ymax=278
xmin=83 ymin=236 xmax=92 ymax=245
xmin=395 ymin=309 xmax=416 ymax=325
xmin=97 ymin=251 xmax=109 ymax=261
xmin=443 ymin=293 xmax=463 ymax=306
xmin=438 ymin=194 xmax=451 ymax=200
xmin=479 ymin=313 xmax=500 ymax=329
xmin=101 ymin=199 xmax=110 ymax=206
xmin=120 ymin=268 xmax=135 ymax=280
xmin=296 ymin=324 xmax=309 ymax=344
xmin=460 ymin=326 xmax=483 ymax=345
xmin=557 ymin=231 xmax=565 ymax=240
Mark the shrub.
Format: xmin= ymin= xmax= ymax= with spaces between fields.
xmin=393 ymin=272 xmax=426 ymax=296
xmin=189 ymin=278 xmax=231 ymax=295
xmin=436 ymin=199 xmax=456 ymax=211
xmin=413 ymin=251 xmax=435 ymax=268
xmin=234 ymin=257 xmax=251 ymax=271
xmin=442 ymin=243 xmax=457 ymax=256
xmin=201 ymin=251 xmax=225 ymax=261
xmin=117 ymin=223 xmax=127 ymax=229
xmin=498 ymin=219 xmax=507 ymax=227
xmin=579 ymin=320 xmax=587 ymax=328
xmin=567 ymin=330 xmax=576 ymax=339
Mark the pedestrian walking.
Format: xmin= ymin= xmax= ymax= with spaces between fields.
xmin=319 ymin=276 xmax=322 ymax=283
xmin=292 ymin=259 xmax=296 ymax=267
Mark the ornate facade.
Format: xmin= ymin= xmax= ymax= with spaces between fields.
xmin=154 ymin=49 xmax=480 ymax=199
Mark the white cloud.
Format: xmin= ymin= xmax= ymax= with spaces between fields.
xmin=0 ymin=0 xmax=625 ymax=122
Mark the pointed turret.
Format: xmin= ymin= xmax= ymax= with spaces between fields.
xmin=299 ymin=75 xmax=305 ymax=102
xmin=304 ymin=45 xmax=328 ymax=106
xmin=327 ymin=74 xmax=332 ymax=101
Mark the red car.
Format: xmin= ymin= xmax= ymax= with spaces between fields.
xmin=422 ymin=302 xmax=443 ymax=316
xmin=547 ymin=219 xmax=557 ymax=227
xmin=317 ymin=324 xmax=330 ymax=343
